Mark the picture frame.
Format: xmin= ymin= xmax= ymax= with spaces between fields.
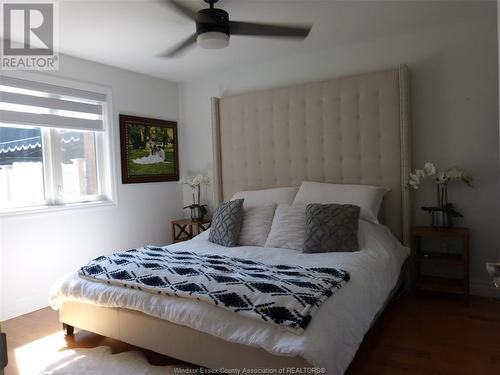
xmin=119 ymin=114 xmax=179 ymax=184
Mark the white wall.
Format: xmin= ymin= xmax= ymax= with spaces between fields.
xmin=179 ymin=5 xmax=499 ymax=296
xmin=0 ymin=55 xmax=183 ymax=320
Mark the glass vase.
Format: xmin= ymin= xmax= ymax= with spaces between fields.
xmin=190 ymin=205 xmax=202 ymax=221
xmin=431 ymin=210 xmax=450 ymax=228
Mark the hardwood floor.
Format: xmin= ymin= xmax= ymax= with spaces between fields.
xmin=346 ymin=294 xmax=500 ymax=374
xmin=2 ymin=295 xmax=500 ymax=374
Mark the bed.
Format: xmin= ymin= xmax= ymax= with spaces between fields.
xmin=50 ymin=65 xmax=411 ymax=374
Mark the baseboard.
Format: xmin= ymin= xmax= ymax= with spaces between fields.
xmin=1 ymin=294 xmax=49 ymax=321
xmin=470 ymin=279 xmax=500 ymax=298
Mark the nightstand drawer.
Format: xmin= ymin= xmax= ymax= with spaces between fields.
xmin=411 ymin=226 xmax=469 ymax=304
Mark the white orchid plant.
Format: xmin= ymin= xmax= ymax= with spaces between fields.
xmin=409 ymin=162 xmax=473 ymax=190
xmin=179 ymin=174 xmax=210 ymax=189
xmin=179 ymin=174 xmax=210 ymax=219
xmin=409 ymin=162 xmax=473 ymax=217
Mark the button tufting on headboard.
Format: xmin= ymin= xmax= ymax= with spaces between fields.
xmin=212 ymin=65 xmax=411 ymax=244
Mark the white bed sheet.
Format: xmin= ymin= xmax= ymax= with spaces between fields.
xmin=49 ymin=221 xmax=409 ymax=374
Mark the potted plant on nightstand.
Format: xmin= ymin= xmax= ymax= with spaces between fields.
xmin=409 ymin=162 xmax=473 ymax=227
xmin=180 ymin=174 xmax=210 ymax=221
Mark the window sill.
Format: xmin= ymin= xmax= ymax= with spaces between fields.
xmin=0 ymin=199 xmax=116 ymax=217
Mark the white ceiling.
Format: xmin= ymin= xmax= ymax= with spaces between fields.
xmin=5 ymin=0 xmax=493 ymax=82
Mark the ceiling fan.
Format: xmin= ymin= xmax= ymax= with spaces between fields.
xmin=160 ymin=0 xmax=312 ymax=58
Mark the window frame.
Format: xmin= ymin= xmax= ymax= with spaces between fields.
xmin=0 ymin=71 xmax=117 ymax=216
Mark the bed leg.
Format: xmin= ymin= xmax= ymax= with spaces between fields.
xmin=63 ymin=323 xmax=74 ymax=336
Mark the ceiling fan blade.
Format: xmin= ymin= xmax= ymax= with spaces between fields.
xmin=163 ymin=0 xmax=198 ymax=21
xmin=158 ymin=33 xmax=197 ymax=58
xmin=230 ymin=21 xmax=311 ymax=39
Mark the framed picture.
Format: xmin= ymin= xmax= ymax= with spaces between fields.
xmin=119 ymin=115 xmax=179 ymax=183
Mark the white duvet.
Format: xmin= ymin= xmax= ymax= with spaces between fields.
xmin=49 ymin=221 xmax=409 ymax=374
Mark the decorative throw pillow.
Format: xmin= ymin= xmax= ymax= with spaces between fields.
xmin=264 ymin=204 xmax=307 ymax=251
xmin=237 ymin=203 xmax=277 ymax=246
xmin=209 ymin=199 xmax=244 ymax=247
xmin=303 ymin=203 xmax=360 ymax=253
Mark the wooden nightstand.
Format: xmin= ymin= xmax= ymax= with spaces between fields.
xmin=411 ymin=226 xmax=469 ymax=304
xmin=171 ymin=218 xmax=211 ymax=243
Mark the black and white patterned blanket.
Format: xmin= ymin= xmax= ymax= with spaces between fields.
xmin=79 ymin=246 xmax=350 ymax=333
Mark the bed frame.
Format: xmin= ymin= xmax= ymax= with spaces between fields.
xmin=60 ymin=65 xmax=411 ymax=368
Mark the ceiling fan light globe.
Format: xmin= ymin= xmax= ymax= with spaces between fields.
xmin=197 ymin=32 xmax=229 ymax=49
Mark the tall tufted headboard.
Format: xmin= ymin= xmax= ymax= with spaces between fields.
xmin=211 ymin=65 xmax=411 ymax=244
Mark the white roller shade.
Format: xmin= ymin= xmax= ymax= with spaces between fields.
xmin=0 ymin=76 xmax=106 ymax=131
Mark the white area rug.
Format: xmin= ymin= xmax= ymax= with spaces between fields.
xmin=12 ymin=331 xmax=191 ymax=375
xmin=39 ymin=346 xmax=186 ymax=375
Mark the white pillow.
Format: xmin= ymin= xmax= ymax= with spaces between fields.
xmin=193 ymin=228 xmax=210 ymax=240
xmin=264 ymin=204 xmax=306 ymax=251
xmin=293 ymin=181 xmax=389 ymax=224
xmin=231 ymin=187 xmax=298 ymax=208
xmin=237 ymin=203 xmax=277 ymax=247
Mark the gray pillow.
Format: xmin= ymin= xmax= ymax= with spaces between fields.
xmin=209 ymin=199 xmax=244 ymax=247
xmin=303 ymin=203 xmax=360 ymax=253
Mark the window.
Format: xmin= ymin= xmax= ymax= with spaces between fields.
xmin=56 ymin=129 xmax=99 ymax=201
xmin=0 ymin=75 xmax=114 ymax=212
xmin=0 ymin=125 xmax=45 ymax=208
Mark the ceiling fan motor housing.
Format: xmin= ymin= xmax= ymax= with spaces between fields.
xmin=196 ymin=8 xmax=230 ymax=37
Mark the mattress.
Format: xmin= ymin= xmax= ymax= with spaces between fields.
xmin=50 ymin=220 xmax=409 ymax=374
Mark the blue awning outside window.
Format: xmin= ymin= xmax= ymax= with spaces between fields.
xmin=0 ymin=127 xmax=42 ymax=164
xmin=0 ymin=127 xmax=41 ymax=154
xmin=0 ymin=127 xmax=83 ymax=165
xmin=0 ymin=135 xmax=42 ymax=154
